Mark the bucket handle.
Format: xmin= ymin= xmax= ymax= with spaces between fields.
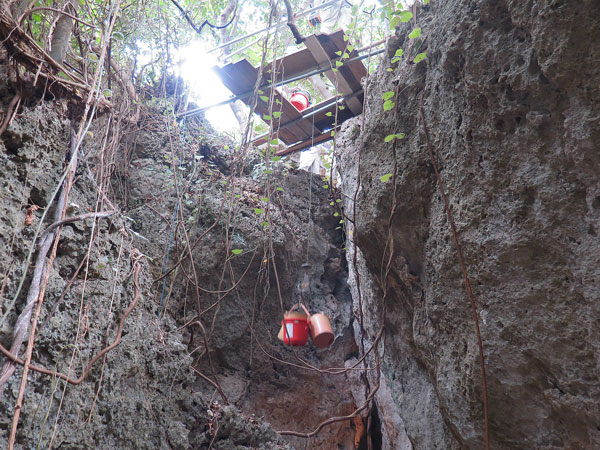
xmin=287 ymin=303 xmax=311 ymax=319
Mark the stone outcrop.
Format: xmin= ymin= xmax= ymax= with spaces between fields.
xmin=0 ymin=91 xmax=360 ymax=448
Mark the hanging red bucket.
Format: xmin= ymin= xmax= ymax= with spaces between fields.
xmin=278 ymin=304 xmax=310 ymax=346
xmin=290 ymin=89 xmax=310 ymax=112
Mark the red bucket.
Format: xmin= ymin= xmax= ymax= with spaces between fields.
xmin=278 ymin=304 xmax=310 ymax=346
xmin=290 ymin=91 xmax=310 ymax=112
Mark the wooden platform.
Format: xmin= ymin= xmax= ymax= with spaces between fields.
xmin=214 ymin=30 xmax=367 ymax=154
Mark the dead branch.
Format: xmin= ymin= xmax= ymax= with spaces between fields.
xmin=169 ymin=0 xmax=236 ymax=35
xmin=0 ymin=90 xmax=21 ymax=136
xmin=0 ymin=130 xmax=76 ymax=398
xmin=282 ymin=0 xmax=304 ymax=44
xmin=39 ymin=210 xmax=116 ymax=243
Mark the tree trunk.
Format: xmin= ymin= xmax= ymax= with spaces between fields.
xmin=49 ymin=0 xmax=77 ymax=65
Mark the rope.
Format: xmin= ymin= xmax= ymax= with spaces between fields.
xmin=419 ymin=90 xmax=490 ymax=450
xmin=305 ymin=83 xmax=318 ymax=266
xmin=158 ymin=115 xmax=187 ymax=318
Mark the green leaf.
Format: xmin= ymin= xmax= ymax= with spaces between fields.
xmin=276 ymin=187 xmax=284 ymax=191
xmin=386 ymin=68 xmax=394 ymax=72
xmin=264 ymin=169 xmax=273 ymax=174
xmin=343 ymin=52 xmax=349 ymax=58
xmin=254 ymin=208 xmax=264 ymax=214
xmin=263 ymin=114 xmax=272 ymax=120
xmin=323 ymin=184 xmax=329 ymax=189
xmin=235 ymin=194 xmax=241 ymax=198
xmin=380 ymin=173 xmax=393 ymax=183
xmin=384 ymin=133 xmax=405 ymax=142
xmin=343 ymin=34 xmax=349 ymax=41
xmin=272 ymin=156 xmax=281 ymax=161
xmin=260 ymin=197 xmax=269 ymax=202
xmin=276 ymin=99 xmax=282 ymax=105
xmin=335 ymin=50 xmax=342 ymax=56
xmin=336 ymin=198 xmax=341 ymax=203
xmin=390 ymin=16 xmax=400 ymax=29
xmin=273 ymin=111 xmax=282 ymax=118
xmin=413 ymin=52 xmax=427 ymax=64
xmin=347 ymin=45 xmax=354 ymax=52
xmin=335 ymin=60 xmax=343 ymax=67
xmin=424 ymin=0 xmax=430 ymax=4
xmin=409 ymin=27 xmax=422 ymax=39
xmin=398 ymin=11 xmax=413 ymax=22
xmin=260 ymin=95 xmax=269 ymax=102
xmin=261 ymin=221 xmax=269 ymax=227
xmin=325 ymin=112 xmax=332 ymax=117
xmin=258 ymin=89 xmax=264 ymax=94
xmin=330 ymin=130 xmax=335 ymax=137
xmin=330 ymin=201 xmax=334 ymax=205
xmin=269 ymin=138 xmax=279 ymax=145
xmin=332 ymin=68 xmax=339 ymax=72
xmin=383 ymin=100 xmax=395 ymax=111
xmin=232 ymin=249 xmax=243 ymax=255
xmin=394 ymin=49 xmax=404 ymax=57
xmin=334 ymin=212 xmax=339 ymax=217
xmin=382 ymin=91 xmax=395 ymax=101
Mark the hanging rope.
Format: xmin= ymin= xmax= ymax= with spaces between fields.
xmin=419 ymin=90 xmax=490 ymax=450
xmin=158 ymin=115 xmax=187 ymax=318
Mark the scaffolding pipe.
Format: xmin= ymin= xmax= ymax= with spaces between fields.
xmin=179 ymin=45 xmax=386 ymax=118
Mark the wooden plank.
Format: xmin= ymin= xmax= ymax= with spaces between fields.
xmin=327 ymin=31 xmax=368 ymax=90
xmin=221 ymin=61 xmax=318 ymax=143
xmin=304 ymin=34 xmax=363 ymax=115
xmin=275 ymin=128 xmax=338 ymax=156
xmin=263 ymin=48 xmax=318 ymax=82
xmin=216 ymin=60 xmax=308 ymax=145
xmin=252 ymin=100 xmax=340 ymax=146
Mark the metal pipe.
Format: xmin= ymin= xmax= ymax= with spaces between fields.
xmin=207 ymin=0 xmax=342 ymax=54
xmin=221 ymin=36 xmax=262 ymax=62
xmin=178 ymin=46 xmax=385 ymax=118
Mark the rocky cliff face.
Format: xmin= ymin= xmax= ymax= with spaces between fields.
xmin=337 ymin=0 xmax=600 ymax=449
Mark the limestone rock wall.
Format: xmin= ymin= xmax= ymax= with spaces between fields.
xmin=337 ymin=1 xmax=600 ymax=449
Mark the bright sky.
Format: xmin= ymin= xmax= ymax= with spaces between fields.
xmin=176 ymin=41 xmax=242 ymax=133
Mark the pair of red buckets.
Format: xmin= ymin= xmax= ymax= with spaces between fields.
xmin=277 ymin=303 xmax=334 ymax=349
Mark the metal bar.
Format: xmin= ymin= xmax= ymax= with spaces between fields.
xmin=275 ymin=128 xmax=338 ymax=156
xmin=178 ymin=47 xmax=385 ymax=118
xmin=221 ymin=36 xmax=262 ymax=62
xmin=207 ymin=0 xmax=342 ymax=54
